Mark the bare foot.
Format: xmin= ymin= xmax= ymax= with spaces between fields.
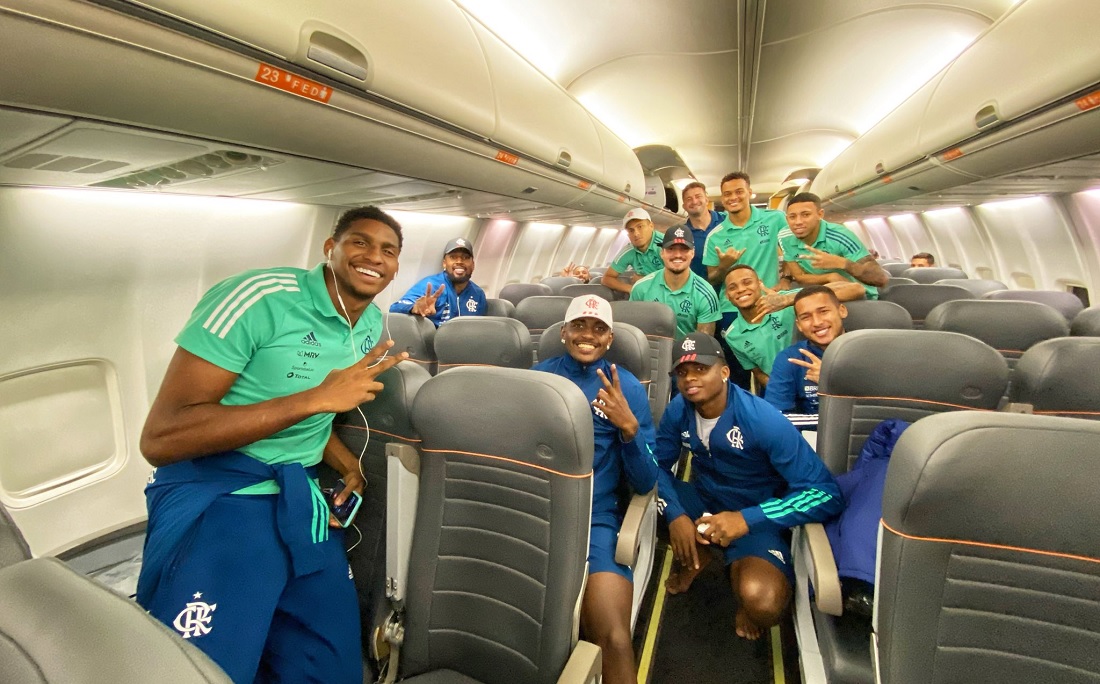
xmin=735 ymin=607 xmax=764 ymax=640
xmin=665 ymin=553 xmax=712 ymax=595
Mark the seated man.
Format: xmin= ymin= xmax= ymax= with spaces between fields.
xmin=723 ymin=264 xmax=861 ymax=389
xmin=532 ymin=295 xmax=657 ymax=684
xmin=559 ymin=261 xmax=592 ymax=283
xmin=779 ymin=192 xmax=888 ymax=299
xmin=629 ymin=226 xmax=722 ymax=337
xmin=656 ymin=333 xmax=843 ymax=639
xmin=764 ymin=285 xmax=848 ymax=417
xmin=390 ymin=237 xmax=486 ymax=326
xmin=909 ymin=252 xmax=935 ymax=268
xmin=602 ymin=208 xmax=665 ymax=295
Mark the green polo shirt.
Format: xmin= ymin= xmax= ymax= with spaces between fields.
xmin=176 ymin=263 xmax=384 ymax=473
xmin=779 ymin=220 xmax=878 ymax=299
xmin=724 ymin=306 xmax=795 ymax=374
xmin=702 ymin=206 xmax=786 ymax=289
xmin=610 ymin=230 xmax=664 ymax=277
xmin=629 ymin=270 xmax=722 ymax=337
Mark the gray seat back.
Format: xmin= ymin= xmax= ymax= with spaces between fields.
xmin=1071 ymin=306 xmax=1100 ymax=336
xmin=882 ymin=263 xmax=911 ymax=277
xmin=560 ymin=283 xmax=615 ymax=300
xmin=0 ymin=557 xmax=232 ymax=682
xmin=877 ymin=412 xmax=1100 ymax=683
xmin=983 ymin=289 xmax=1085 ymax=321
xmin=498 ymin=282 xmax=553 ymax=306
xmin=885 ymin=276 xmax=916 ymax=289
xmin=434 ymin=317 xmax=532 ymax=371
xmin=514 ymin=296 xmax=573 ymax=359
xmin=817 ymin=329 xmax=1007 ymax=474
xmin=540 ymin=276 xmax=583 ymax=294
xmin=486 ymin=298 xmax=516 ymax=318
xmin=901 ymin=266 xmax=967 ymax=283
xmin=935 ymin=278 xmax=1007 ymax=297
xmin=0 ymin=506 xmax=30 ymax=570
xmin=385 ymin=312 xmax=438 ymax=375
xmin=610 ymin=301 xmax=678 ymax=423
xmin=880 ymin=284 xmax=973 ymax=327
xmin=404 ymin=367 xmax=593 ymax=684
xmin=840 ymin=299 xmax=914 ymax=332
xmin=329 ymin=363 xmax=429 ymax=658
xmin=538 ymin=322 xmax=652 ymax=395
xmin=925 ymin=299 xmax=1069 ymax=370
xmin=1008 ymin=337 xmax=1100 ymax=419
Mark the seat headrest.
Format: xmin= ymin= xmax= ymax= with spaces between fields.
xmin=883 ymin=412 xmax=1100 ymax=560
xmin=539 ymin=276 xmax=583 ymax=294
xmin=883 ymin=263 xmax=911 ymax=277
xmin=559 ymin=283 xmax=615 ymax=300
xmin=839 ymin=299 xmax=913 ymax=331
xmin=901 ymin=266 xmax=968 ymax=284
xmin=412 ymin=367 xmax=594 ymax=475
xmin=925 ymin=299 xmax=1068 ymax=353
xmin=537 ymin=322 xmax=651 ymax=381
xmin=609 ymin=301 xmax=678 ymax=338
xmin=384 ymin=313 xmax=436 ymax=365
xmin=485 ymin=298 xmax=516 ymax=318
xmin=514 ymin=296 xmax=573 ymax=331
xmin=819 ymin=329 xmax=1007 ymax=408
xmin=983 ymin=289 xmax=1084 ymax=321
xmin=1008 ymin=337 xmax=1100 ymax=416
xmin=498 ymin=282 xmax=553 ymax=306
xmin=1071 ymin=307 xmax=1100 ymax=337
xmin=335 ymin=362 xmax=430 ymax=438
xmin=434 ymin=317 xmax=532 ymax=370
xmin=880 ymin=284 xmax=973 ymax=321
xmin=935 ymin=278 xmax=1006 ymax=297
xmin=886 ymin=277 xmax=916 ymax=288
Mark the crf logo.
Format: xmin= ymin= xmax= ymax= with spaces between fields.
xmin=174 ymin=593 xmax=217 ymax=639
xmin=757 ymin=226 xmax=770 ymax=238
xmin=586 ymin=297 xmax=600 ymax=309
xmin=727 ymin=426 xmax=744 ymax=449
xmin=465 ymin=298 xmax=478 ymax=312
xmin=679 ymin=300 xmax=692 ymax=313
xmin=681 ymin=338 xmax=696 ymax=352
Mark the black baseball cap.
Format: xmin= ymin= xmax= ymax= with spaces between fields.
xmin=672 ymin=332 xmax=726 ymax=368
xmin=443 ymin=237 xmax=474 ymax=256
xmin=663 ymin=225 xmax=691 ymax=248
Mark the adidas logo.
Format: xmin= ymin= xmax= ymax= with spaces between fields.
xmin=301 ymin=331 xmax=322 ymax=347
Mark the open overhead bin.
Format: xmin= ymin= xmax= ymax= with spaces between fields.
xmin=812 ymin=0 xmax=1100 ymax=209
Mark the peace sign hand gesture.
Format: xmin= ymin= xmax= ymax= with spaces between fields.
xmin=313 ymin=340 xmax=409 ymax=414
xmin=788 ymin=348 xmax=823 ymax=383
xmin=593 ymin=364 xmax=640 ymax=442
xmin=411 ymin=283 xmax=445 ymax=317
xmin=800 ymin=246 xmax=847 ymax=271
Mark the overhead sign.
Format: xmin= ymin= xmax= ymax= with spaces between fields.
xmin=255 ymin=63 xmax=333 ymax=104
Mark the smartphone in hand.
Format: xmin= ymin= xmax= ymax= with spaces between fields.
xmin=323 ymin=480 xmax=362 ymax=528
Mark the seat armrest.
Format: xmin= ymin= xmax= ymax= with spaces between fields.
xmin=800 ymin=522 xmax=843 ymax=616
xmin=614 ymin=487 xmax=655 ymax=566
xmin=556 ymin=639 xmax=602 ymax=684
xmin=386 ymin=443 xmax=421 ymax=605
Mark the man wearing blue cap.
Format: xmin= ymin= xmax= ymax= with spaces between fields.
xmin=390 ymin=236 xmax=487 ymax=326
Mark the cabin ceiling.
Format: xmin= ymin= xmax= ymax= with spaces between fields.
xmin=457 ymin=0 xmax=1018 ymax=197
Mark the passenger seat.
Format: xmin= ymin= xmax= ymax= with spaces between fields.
xmin=880 ymin=284 xmax=972 ymax=328
xmin=434 ymin=317 xmax=532 ymax=370
xmin=514 ymin=296 xmax=573 ymax=362
xmin=1008 ymin=337 xmax=1100 ymax=419
xmin=609 ymin=301 xmax=678 ymax=423
xmin=498 ymin=282 xmax=553 ymax=306
xmin=385 ymin=313 xmax=438 ymax=375
xmin=983 ymin=288 xmax=1085 ymax=321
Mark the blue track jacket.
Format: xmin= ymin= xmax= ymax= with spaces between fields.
xmin=389 ymin=272 xmax=487 ymax=327
xmin=532 ymin=355 xmax=658 ymax=523
xmin=655 ymin=382 xmax=842 ymax=532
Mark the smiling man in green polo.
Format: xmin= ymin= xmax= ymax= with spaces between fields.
xmin=630 ymin=225 xmax=722 ymax=337
xmin=703 ymin=171 xmax=788 ymax=290
xmin=602 ymin=207 xmax=665 ymax=296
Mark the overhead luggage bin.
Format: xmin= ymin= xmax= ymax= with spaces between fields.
xmin=593 ymin=117 xmax=647 ymax=202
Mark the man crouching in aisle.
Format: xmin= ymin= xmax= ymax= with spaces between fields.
xmin=532 ymin=295 xmax=657 ymax=684
xmin=656 ymin=333 xmax=843 ymax=639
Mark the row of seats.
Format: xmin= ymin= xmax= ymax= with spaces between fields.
xmin=793 ymin=328 xmax=1100 ymax=683
xmin=880 ymin=283 xmax=1087 ymax=325
xmin=499 ymin=281 xmax=615 ymax=305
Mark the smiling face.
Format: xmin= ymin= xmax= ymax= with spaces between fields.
xmin=682 ymin=186 xmax=709 ymax=219
xmin=661 ymin=243 xmax=694 ymax=275
xmin=720 ymin=178 xmax=751 ymax=216
xmin=786 ymin=200 xmax=824 ymax=242
xmin=724 ymin=266 xmax=763 ymax=312
xmin=443 ymin=249 xmax=474 ymax=285
xmin=794 ymin=291 xmax=847 ymax=348
xmin=561 ymin=316 xmax=613 ymax=365
xmin=674 ymin=360 xmax=729 ymax=407
xmin=323 ymin=218 xmax=400 ymax=303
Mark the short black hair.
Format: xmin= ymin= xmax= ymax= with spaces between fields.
xmin=333 ymin=206 xmax=404 ymax=249
xmin=725 ymin=263 xmax=759 ymax=281
xmin=911 ymin=252 xmax=935 ymax=264
xmin=794 ymin=285 xmax=841 ymax=308
xmin=720 ymin=171 xmax=751 ymax=187
xmin=788 ymin=192 xmax=822 ymax=209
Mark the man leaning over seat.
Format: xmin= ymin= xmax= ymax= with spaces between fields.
xmin=532 ymin=295 xmax=657 ymax=684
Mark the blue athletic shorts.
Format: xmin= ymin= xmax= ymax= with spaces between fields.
xmin=588 ymin=517 xmax=633 ymax=582
xmin=141 ymin=493 xmax=361 ymax=684
xmin=669 ymin=479 xmax=794 ymax=583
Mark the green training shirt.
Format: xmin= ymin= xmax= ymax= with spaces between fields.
xmin=779 ymin=220 xmax=878 ymax=299
xmin=175 ymin=263 xmax=384 ymax=475
xmin=629 ymin=270 xmax=722 ymax=337
xmin=610 ymin=230 xmax=664 ymax=277
xmin=702 ymin=206 xmax=786 ymax=289
xmin=724 ymin=306 xmax=795 ymax=375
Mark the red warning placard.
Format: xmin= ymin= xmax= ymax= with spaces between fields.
xmin=495 ymin=150 xmax=519 ymax=165
xmin=1076 ymin=90 xmax=1100 ymax=111
xmin=255 ymin=63 xmax=332 ymax=103
xmin=941 ymin=148 xmax=964 ymax=161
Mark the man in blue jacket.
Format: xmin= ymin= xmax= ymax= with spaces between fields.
xmin=533 ymin=295 xmax=657 ymax=684
xmin=656 ymin=332 xmax=843 ymax=639
xmin=389 ymin=236 xmax=487 ymax=325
